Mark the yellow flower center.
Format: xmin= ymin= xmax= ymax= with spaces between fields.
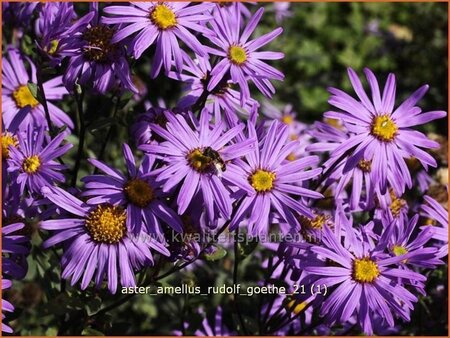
xmin=281 ymin=115 xmax=294 ymax=125
xmin=150 ymin=4 xmax=177 ymax=30
xmin=392 ymin=245 xmax=408 ymax=256
xmin=324 ymin=118 xmax=341 ymax=129
xmin=249 ymin=170 xmax=276 ymax=193
xmin=186 ymin=148 xmax=223 ymax=173
xmin=286 ymin=153 xmax=296 ymax=161
xmin=389 ymin=190 xmax=406 ymax=218
xmin=48 ymin=39 xmax=59 ymax=55
xmin=424 ymin=218 xmax=437 ymax=226
xmin=22 ymin=155 xmax=41 ymax=174
xmin=85 ymin=205 xmax=127 ymax=244
xmin=298 ymin=214 xmax=329 ymax=230
xmin=2 ymin=133 xmax=19 ymax=159
xmin=12 ymin=85 xmax=39 ymax=109
xmin=352 ymin=257 xmax=380 ymax=283
xmin=187 ymin=149 xmax=209 ymax=172
xmin=286 ymin=300 xmax=308 ymax=315
xmin=371 ymin=115 xmax=398 ymax=142
xmin=228 ymin=45 xmax=247 ymax=65
xmin=124 ymin=178 xmax=155 ymax=208
xmin=82 ymin=25 xmax=116 ymax=63
xmin=357 ymin=159 xmax=372 ymax=173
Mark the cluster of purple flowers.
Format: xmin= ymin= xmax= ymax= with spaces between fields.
xmin=1 ymin=2 xmax=448 ymax=336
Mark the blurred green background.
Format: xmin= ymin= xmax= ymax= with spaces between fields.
xmin=264 ymin=2 xmax=448 ymax=134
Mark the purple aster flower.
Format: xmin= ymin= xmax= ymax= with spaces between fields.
xmin=205 ymin=7 xmax=284 ymax=105
xmin=262 ymin=102 xmax=302 ymax=135
xmin=212 ymin=2 xmax=253 ymax=20
xmin=261 ymin=292 xmax=318 ymax=335
xmin=307 ymin=122 xmax=402 ymax=211
xmin=168 ymin=52 xmax=259 ymax=124
xmin=81 ymin=144 xmax=183 ymax=236
xmin=2 ymin=279 xmax=14 ymax=333
xmin=307 ymin=121 xmax=375 ymax=209
xmin=7 ymin=128 xmax=72 ymax=195
xmin=195 ymin=307 xmax=236 ymax=336
xmin=2 ymin=2 xmax=39 ymax=29
xmin=173 ymin=306 xmax=235 ymax=336
xmin=380 ymin=215 xmax=443 ymax=269
xmin=2 ymin=130 xmax=20 ymax=167
xmin=2 ymin=183 xmax=37 ymax=239
xmin=61 ymin=5 xmax=137 ymax=94
xmin=2 ymin=220 xmax=30 ymax=334
xmin=273 ymin=2 xmax=293 ymax=24
xmin=35 ymin=2 xmax=77 ymax=65
xmin=131 ymin=107 xmax=168 ymax=146
xmin=40 ymin=186 xmax=170 ymax=294
xmin=227 ymin=120 xmax=322 ymax=236
xmin=102 ymin=2 xmax=213 ymax=77
xmin=325 ymin=67 xmax=446 ymax=196
xmin=261 ymin=102 xmax=313 ymax=161
xmin=420 ymin=195 xmax=448 ymax=258
xmin=2 ymin=221 xmax=30 ymax=280
xmin=375 ymin=189 xmax=409 ymax=226
xmin=298 ymin=224 xmax=426 ymax=335
xmin=2 ymin=48 xmax=72 ymax=131
xmin=140 ymin=109 xmax=257 ymax=222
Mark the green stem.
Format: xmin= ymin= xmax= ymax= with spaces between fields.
xmin=232 ymin=226 xmax=248 ymax=335
xmin=35 ymin=57 xmax=55 ymax=137
xmin=94 ymin=96 xmax=120 ymax=174
xmin=71 ymin=90 xmax=86 ymax=187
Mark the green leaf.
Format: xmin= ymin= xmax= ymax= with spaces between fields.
xmin=203 ymin=245 xmax=227 ymax=261
xmin=88 ymin=117 xmax=116 ymax=134
xmin=86 ymin=296 xmax=103 ymax=316
xmin=238 ymin=238 xmax=258 ymax=258
xmin=27 ymin=82 xmax=39 ymax=100
xmin=120 ymin=91 xmax=134 ymax=102
xmin=81 ymin=327 xmax=105 ymax=336
xmin=75 ymin=83 xmax=83 ymax=95
xmin=45 ymin=327 xmax=58 ymax=336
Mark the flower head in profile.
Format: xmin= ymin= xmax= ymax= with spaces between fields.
xmin=82 ymin=144 xmax=182 ymax=236
xmin=103 ymin=2 xmax=213 ymax=77
xmin=40 ymin=186 xmax=170 ymax=294
xmin=205 ymin=7 xmax=284 ymax=105
xmin=140 ymin=109 xmax=257 ymax=222
xmin=325 ymin=68 xmax=446 ymax=196
xmin=420 ymin=195 xmax=448 ymax=258
xmin=35 ymin=2 xmax=77 ymax=65
xmin=61 ymin=5 xmax=137 ymax=94
xmin=2 ymin=48 xmax=72 ymax=131
xmin=7 ymin=128 xmax=72 ymax=195
xmin=227 ymin=120 xmax=322 ymax=236
xmin=378 ymin=215 xmax=443 ymax=271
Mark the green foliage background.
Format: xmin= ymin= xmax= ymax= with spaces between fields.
xmin=3 ymin=2 xmax=448 ymax=336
